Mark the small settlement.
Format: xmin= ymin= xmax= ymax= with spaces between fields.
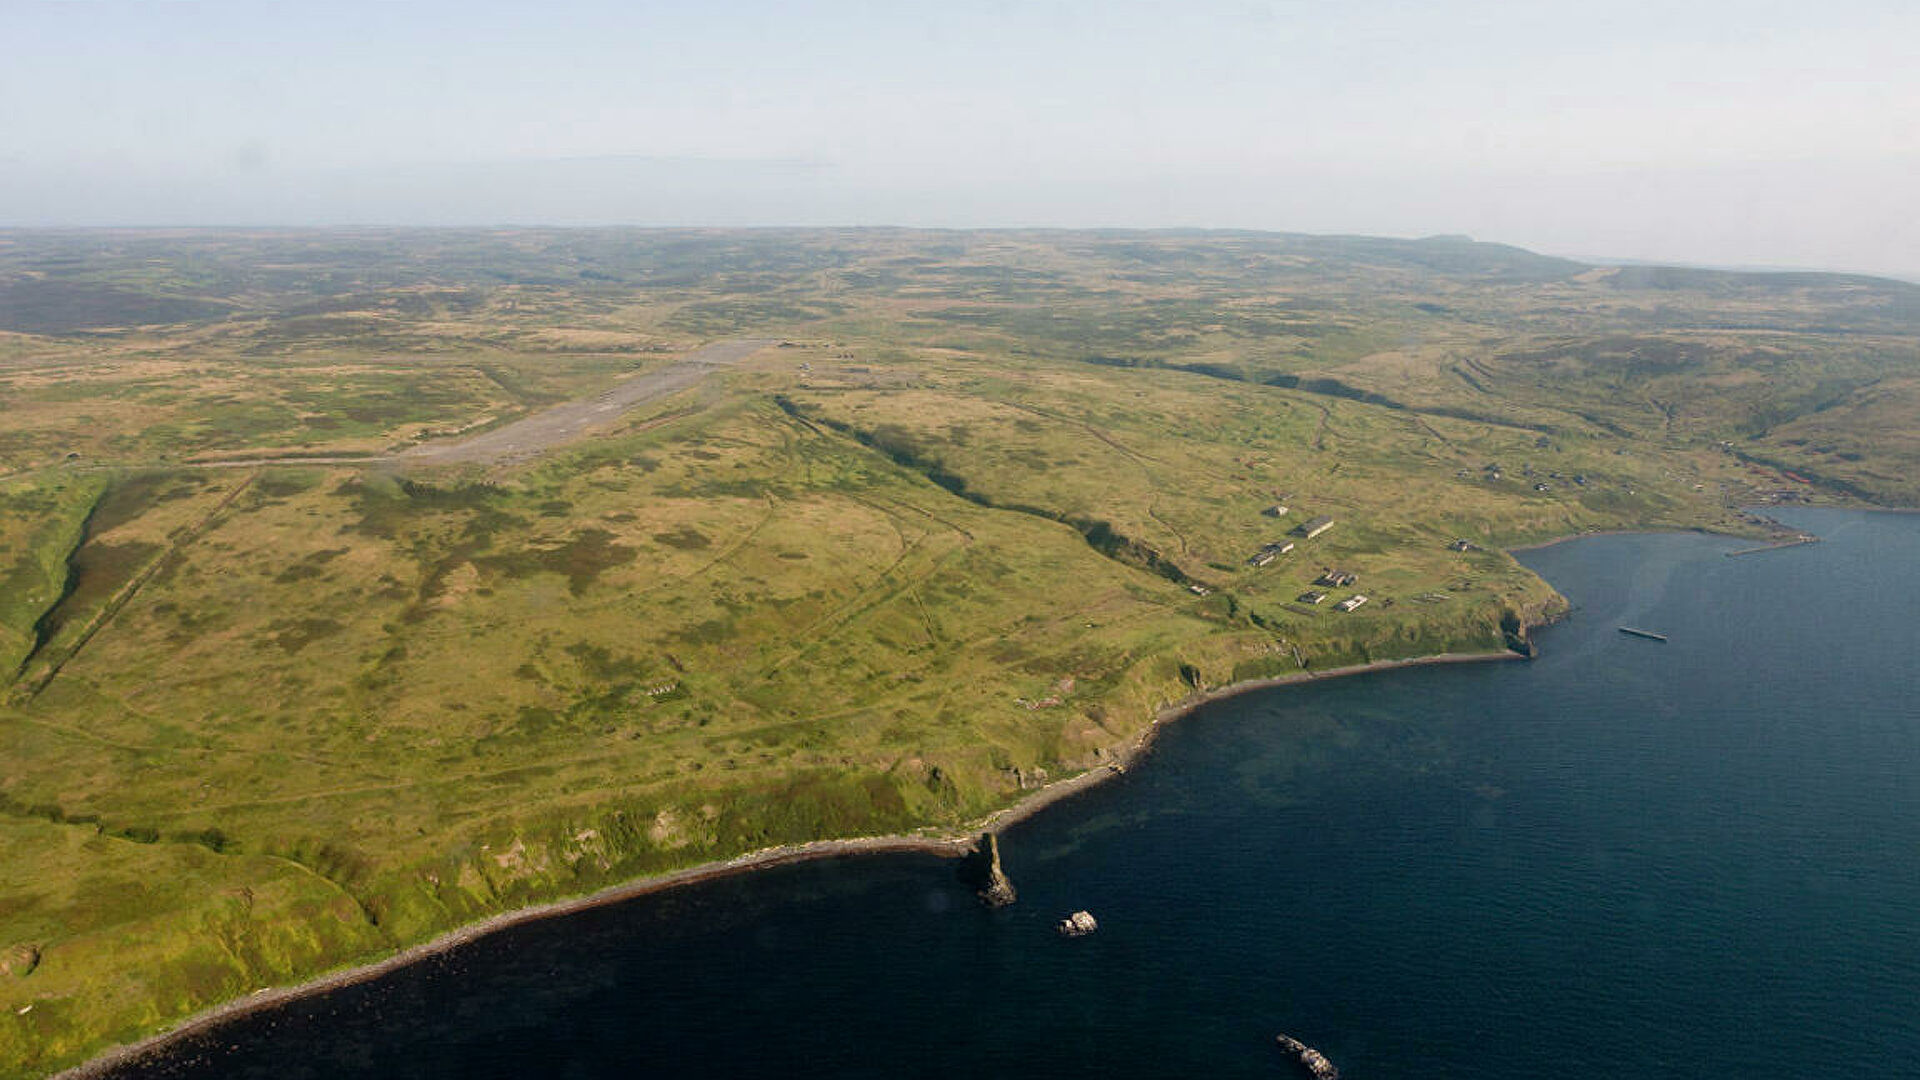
xmin=1226 ymin=509 xmax=1371 ymax=618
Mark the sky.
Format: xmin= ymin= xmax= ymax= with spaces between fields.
xmin=2 ymin=0 xmax=1917 ymax=277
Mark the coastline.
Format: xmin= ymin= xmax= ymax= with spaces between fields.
xmin=54 ymin=647 xmax=1523 ymax=1079
xmin=1503 ymin=521 xmax=1772 ymax=554
xmin=977 ymin=649 xmax=1526 ymax=834
xmin=1505 ymin=527 xmax=1660 ymax=554
xmin=1502 ymin=500 xmax=1914 ymax=557
xmin=54 ymin=834 xmax=971 ymax=1080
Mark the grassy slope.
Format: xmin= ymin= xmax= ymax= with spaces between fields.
xmin=0 ymin=476 xmax=105 ymax=682
xmin=1 ymin=229 xmax=1916 ymax=1076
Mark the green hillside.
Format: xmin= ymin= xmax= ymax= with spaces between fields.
xmin=2 ymin=229 xmax=1915 ymax=1077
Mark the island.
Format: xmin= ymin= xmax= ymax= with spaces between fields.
xmin=2 ymin=229 xmax=1916 ymax=1077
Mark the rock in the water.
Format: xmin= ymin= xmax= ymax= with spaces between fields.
xmin=971 ymin=832 xmax=1017 ymax=908
xmin=1055 ymin=910 xmax=1098 ymax=937
xmin=1 ymin=944 xmax=40 ymax=978
xmin=1275 ymin=1034 xmax=1339 ymax=1079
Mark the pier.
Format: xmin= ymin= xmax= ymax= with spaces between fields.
xmin=1726 ymin=534 xmax=1819 ymax=557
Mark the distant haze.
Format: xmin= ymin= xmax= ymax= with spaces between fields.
xmin=4 ymin=1 xmax=1916 ymax=279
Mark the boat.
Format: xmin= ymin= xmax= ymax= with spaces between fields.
xmin=1617 ymin=626 xmax=1669 ymax=642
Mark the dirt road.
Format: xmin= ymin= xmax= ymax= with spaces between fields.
xmin=398 ymin=338 xmax=775 ymax=466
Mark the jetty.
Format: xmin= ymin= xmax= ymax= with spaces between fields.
xmin=1618 ymin=626 xmax=1668 ymax=642
xmin=1725 ymin=534 xmax=1819 ymax=557
xmin=1275 ymin=1034 xmax=1339 ymax=1079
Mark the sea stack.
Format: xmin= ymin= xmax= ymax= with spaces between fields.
xmin=974 ymin=832 xmax=1017 ymax=908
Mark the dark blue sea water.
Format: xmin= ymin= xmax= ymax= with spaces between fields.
xmin=126 ymin=509 xmax=1920 ymax=1079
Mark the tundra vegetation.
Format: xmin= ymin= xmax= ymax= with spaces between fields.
xmin=2 ymin=229 xmax=1917 ymax=1076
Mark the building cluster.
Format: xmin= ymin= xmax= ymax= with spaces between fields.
xmin=1226 ymin=511 xmax=1372 ymax=614
xmin=1247 ymin=540 xmax=1296 ymax=567
xmin=1245 ymin=513 xmax=1335 ymax=569
xmin=1308 ymin=567 xmax=1366 ymax=614
xmin=1201 ymin=506 xmax=1378 ymax=618
xmin=1471 ymin=460 xmax=1589 ymax=491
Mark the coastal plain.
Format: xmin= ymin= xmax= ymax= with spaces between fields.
xmin=3 ymin=229 xmax=1918 ymax=1077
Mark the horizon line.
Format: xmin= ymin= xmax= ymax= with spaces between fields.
xmin=0 ymin=223 xmax=1913 ymax=285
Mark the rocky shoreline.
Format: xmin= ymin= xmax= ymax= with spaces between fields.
xmin=55 ymin=646 xmax=1525 ymax=1079
xmin=978 ymin=647 xmax=1528 ymax=835
xmin=52 ymin=834 xmax=971 ymax=1080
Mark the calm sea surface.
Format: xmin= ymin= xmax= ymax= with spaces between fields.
xmin=125 ymin=509 xmax=1920 ymax=1079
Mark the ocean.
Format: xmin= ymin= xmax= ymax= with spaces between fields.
xmin=122 ymin=508 xmax=1920 ymax=1078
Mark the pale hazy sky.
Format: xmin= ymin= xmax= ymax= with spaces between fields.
xmin=3 ymin=0 xmax=1916 ymax=276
